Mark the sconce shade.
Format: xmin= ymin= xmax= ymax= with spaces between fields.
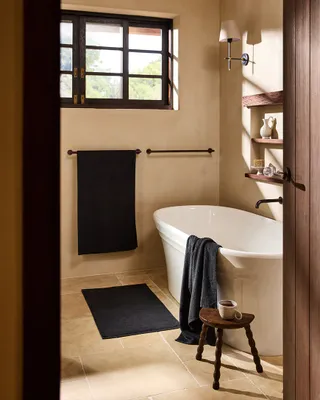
xmin=219 ymin=20 xmax=241 ymax=42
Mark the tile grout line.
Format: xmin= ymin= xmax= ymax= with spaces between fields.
xmin=242 ymin=373 xmax=269 ymax=399
xmin=116 ymin=275 xmax=126 ymax=349
xmin=146 ymin=388 xmax=190 ymax=400
xmin=159 ymin=332 xmax=202 ymax=388
xmin=61 ymin=268 xmax=166 ymax=281
xmin=260 ymin=361 xmax=283 ymax=374
xmin=147 ymin=378 xmax=268 ymax=400
xmin=223 ymin=353 xmax=248 ymax=380
xmin=224 ymin=348 xmax=282 ymax=398
xmin=150 ymin=388 xmax=191 ymax=399
xmin=117 ymin=277 xmax=125 ymax=286
xmin=224 ymin=353 xmax=270 ymax=399
xmin=147 ymin=277 xmax=178 ymax=308
xmin=78 ymin=354 xmax=96 ymax=400
xmin=61 ymin=273 xmax=279 ymax=399
xmin=61 ymin=281 xmax=123 ymax=296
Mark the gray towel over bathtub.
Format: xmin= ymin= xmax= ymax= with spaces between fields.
xmin=176 ymin=235 xmax=221 ymax=345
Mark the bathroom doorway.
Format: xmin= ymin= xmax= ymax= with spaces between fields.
xmin=21 ymin=0 xmax=320 ymax=399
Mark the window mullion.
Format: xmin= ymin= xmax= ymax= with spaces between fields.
xmin=79 ymin=17 xmax=86 ymax=104
xmin=73 ymin=16 xmax=80 ymax=104
xmin=123 ymin=21 xmax=129 ymax=102
xmin=169 ymin=27 xmax=174 ymax=107
xmin=162 ymin=26 xmax=169 ymax=105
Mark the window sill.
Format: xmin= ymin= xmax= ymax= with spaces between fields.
xmin=60 ymin=103 xmax=174 ymax=110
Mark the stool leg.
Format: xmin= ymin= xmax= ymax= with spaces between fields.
xmin=245 ymin=325 xmax=263 ymax=373
xmin=213 ymin=328 xmax=223 ymax=390
xmin=196 ymin=324 xmax=208 ymax=360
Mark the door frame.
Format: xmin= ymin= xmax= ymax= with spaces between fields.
xmin=283 ymin=0 xmax=297 ymax=398
xmin=22 ymin=0 xmax=319 ymax=399
xmin=22 ymin=0 xmax=61 ymax=398
xmin=284 ymin=0 xmax=320 ymax=399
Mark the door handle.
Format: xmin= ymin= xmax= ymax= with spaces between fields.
xmin=282 ymin=167 xmax=306 ymax=191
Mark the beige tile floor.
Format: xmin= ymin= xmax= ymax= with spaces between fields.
xmin=61 ymin=270 xmax=283 ymax=400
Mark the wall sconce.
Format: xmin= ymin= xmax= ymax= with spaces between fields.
xmin=219 ymin=20 xmax=249 ymax=71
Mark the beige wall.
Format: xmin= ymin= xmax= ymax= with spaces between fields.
xmin=220 ymin=0 xmax=283 ymax=221
xmin=0 ymin=0 xmax=23 ymax=397
xmin=61 ymin=0 xmax=220 ymax=278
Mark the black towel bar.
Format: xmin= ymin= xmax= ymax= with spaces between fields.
xmin=67 ymin=149 xmax=142 ymax=155
xmin=146 ymin=148 xmax=214 ymax=154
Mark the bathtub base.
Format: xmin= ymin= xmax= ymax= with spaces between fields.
xmin=154 ymin=205 xmax=283 ymax=357
xmin=161 ymin=239 xmax=283 ymax=356
xmin=161 ymin=235 xmax=184 ymax=303
xmin=217 ymin=253 xmax=283 ymax=356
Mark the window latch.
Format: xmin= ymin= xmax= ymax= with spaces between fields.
xmin=81 ymin=68 xmax=85 ymax=79
xmin=74 ymin=68 xmax=78 ymax=78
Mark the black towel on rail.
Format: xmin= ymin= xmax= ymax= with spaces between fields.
xmin=77 ymin=150 xmax=138 ymax=255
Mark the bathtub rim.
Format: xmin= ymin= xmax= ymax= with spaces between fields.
xmin=154 ymin=205 xmax=283 ymax=260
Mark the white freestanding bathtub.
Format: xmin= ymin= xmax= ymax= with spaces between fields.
xmin=154 ymin=205 xmax=283 ymax=356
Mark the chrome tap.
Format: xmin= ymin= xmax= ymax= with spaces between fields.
xmin=255 ymin=197 xmax=283 ymax=209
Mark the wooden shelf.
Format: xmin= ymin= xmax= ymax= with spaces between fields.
xmin=245 ymin=173 xmax=284 ymax=185
xmin=242 ymin=91 xmax=283 ymax=108
xmin=251 ymin=138 xmax=283 ymax=145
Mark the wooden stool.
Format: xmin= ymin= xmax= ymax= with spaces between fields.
xmin=196 ymin=308 xmax=263 ymax=390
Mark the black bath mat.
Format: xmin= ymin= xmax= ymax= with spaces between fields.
xmin=82 ymin=284 xmax=180 ymax=339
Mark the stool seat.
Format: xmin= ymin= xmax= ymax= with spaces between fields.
xmin=196 ymin=308 xmax=263 ymax=391
xmin=200 ymin=308 xmax=255 ymax=329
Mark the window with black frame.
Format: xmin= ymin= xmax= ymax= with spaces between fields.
xmin=60 ymin=12 xmax=173 ymax=109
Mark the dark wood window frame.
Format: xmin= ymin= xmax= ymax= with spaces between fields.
xmin=60 ymin=11 xmax=173 ymax=109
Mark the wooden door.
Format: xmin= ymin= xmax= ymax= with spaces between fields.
xmin=284 ymin=0 xmax=320 ymax=398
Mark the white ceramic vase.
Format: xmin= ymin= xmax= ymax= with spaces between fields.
xmin=260 ymin=117 xmax=276 ymax=138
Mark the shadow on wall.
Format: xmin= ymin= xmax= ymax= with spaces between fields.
xmin=226 ymin=0 xmax=283 ymax=33
xmin=219 ymin=0 xmax=283 ymax=221
xmin=220 ymin=70 xmax=282 ymax=220
xmin=219 ymin=74 xmax=282 ymax=215
xmin=219 ymin=59 xmax=268 ymax=213
xmin=243 ymin=76 xmax=269 ymax=97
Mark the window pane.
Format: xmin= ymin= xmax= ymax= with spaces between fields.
xmin=129 ymin=77 xmax=162 ymax=100
xmin=60 ymin=74 xmax=72 ymax=98
xmin=60 ymin=22 xmax=73 ymax=45
xmin=168 ymin=29 xmax=172 ymax=54
xmin=60 ymin=48 xmax=72 ymax=71
xmin=86 ymin=49 xmax=122 ymax=73
xmin=129 ymin=27 xmax=162 ymax=51
xmin=129 ymin=53 xmax=162 ymax=75
xmin=86 ymin=75 xmax=122 ymax=99
xmin=86 ymin=23 xmax=123 ymax=47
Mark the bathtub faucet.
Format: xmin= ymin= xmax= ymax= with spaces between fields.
xmin=255 ymin=197 xmax=283 ymax=209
